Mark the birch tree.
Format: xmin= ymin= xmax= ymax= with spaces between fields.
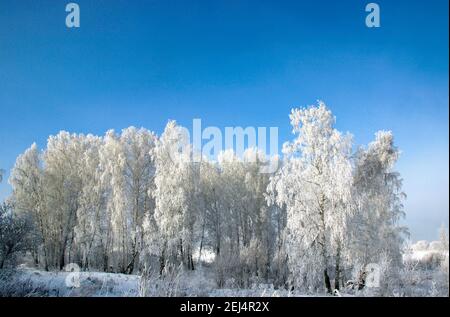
xmin=10 ymin=143 xmax=49 ymax=269
xmin=152 ymin=121 xmax=198 ymax=272
xmin=100 ymin=127 xmax=157 ymax=273
xmin=348 ymin=130 xmax=408 ymax=282
xmin=267 ymin=102 xmax=353 ymax=293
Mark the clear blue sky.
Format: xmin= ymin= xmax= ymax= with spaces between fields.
xmin=0 ymin=0 xmax=448 ymax=241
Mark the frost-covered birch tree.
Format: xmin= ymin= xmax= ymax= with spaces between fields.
xmin=10 ymin=143 xmax=48 ymax=268
xmin=348 ymin=130 xmax=408 ymax=284
xmin=267 ymin=102 xmax=353 ymax=293
xmin=100 ymin=127 xmax=157 ymax=273
xmin=152 ymin=121 xmax=198 ymax=272
xmin=73 ymin=134 xmax=107 ymax=270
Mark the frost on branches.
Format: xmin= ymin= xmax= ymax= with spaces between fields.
xmin=4 ymin=101 xmax=445 ymax=297
xmin=267 ymin=102 xmax=354 ymax=293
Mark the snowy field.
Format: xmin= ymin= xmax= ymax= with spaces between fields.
xmin=0 ymin=269 xmax=140 ymax=297
xmin=0 ymin=266 xmax=289 ymax=297
xmin=0 ymin=267 xmax=337 ymax=297
xmin=0 ymin=242 xmax=447 ymax=297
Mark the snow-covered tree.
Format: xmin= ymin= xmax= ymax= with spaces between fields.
xmin=42 ymin=131 xmax=86 ymax=269
xmin=152 ymin=121 xmax=198 ymax=272
xmin=10 ymin=143 xmax=49 ymax=269
xmin=439 ymin=224 xmax=449 ymax=252
xmin=73 ymin=134 xmax=107 ymax=270
xmin=267 ymin=102 xmax=353 ymax=293
xmin=213 ymin=149 xmax=279 ymax=286
xmin=100 ymin=127 xmax=157 ymax=273
xmin=348 ymin=130 xmax=408 ymax=279
xmin=0 ymin=202 xmax=32 ymax=268
xmin=197 ymin=159 xmax=222 ymax=260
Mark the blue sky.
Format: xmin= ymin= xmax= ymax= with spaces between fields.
xmin=0 ymin=0 xmax=448 ymax=241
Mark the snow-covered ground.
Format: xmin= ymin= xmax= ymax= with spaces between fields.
xmin=0 ymin=268 xmax=140 ymax=297
xmin=0 ymin=242 xmax=447 ymax=297
xmin=0 ymin=266 xmax=323 ymax=297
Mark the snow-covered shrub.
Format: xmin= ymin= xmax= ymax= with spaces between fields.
xmin=438 ymin=254 xmax=449 ymax=296
xmin=399 ymin=234 xmax=449 ymax=297
xmin=139 ymin=263 xmax=183 ymax=297
xmin=0 ymin=202 xmax=33 ymax=269
xmin=139 ymin=263 xmax=216 ymax=297
xmin=422 ymin=252 xmax=445 ymax=270
xmin=399 ymin=259 xmax=426 ymax=296
xmin=405 ymin=239 xmax=448 ymax=271
xmin=412 ymin=240 xmax=429 ymax=252
xmin=352 ymin=254 xmax=401 ymax=297
xmin=429 ymin=241 xmax=444 ymax=251
xmin=214 ymin=244 xmax=241 ymax=288
xmin=239 ymin=238 xmax=268 ymax=286
xmin=271 ymin=245 xmax=289 ymax=289
xmin=139 ymin=263 xmax=182 ymax=297
xmin=213 ymin=240 xmax=268 ymax=289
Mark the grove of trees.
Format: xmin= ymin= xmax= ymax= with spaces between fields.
xmin=5 ymin=102 xmax=409 ymax=293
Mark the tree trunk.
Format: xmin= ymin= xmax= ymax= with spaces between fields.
xmin=190 ymin=254 xmax=195 ymax=271
xmin=103 ymin=254 xmax=109 ymax=272
xmin=324 ymin=268 xmax=332 ymax=294
xmin=125 ymin=250 xmax=138 ymax=274
xmin=335 ymin=262 xmax=340 ymax=290
xmin=179 ymin=238 xmax=184 ymax=264
xmin=0 ymin=247 xmax=10 ymax=269
xmin=159 ymin=243 xmax=166 ymax=275
xmin=335 ymin=243 xmax=341 ymax=290
xmin=59 ymin=237 xmax=68 ymax=270
xmin=198 ymin=220 xmax=206 ymax=263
